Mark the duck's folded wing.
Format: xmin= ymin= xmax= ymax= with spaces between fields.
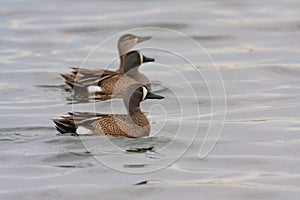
xmin=61 ymin=70 xmax=120 ymax=91
xmin=53 ymin=112 xmax=127 ymax=135
xmin=71 ymin=67 xmax=119 ymax=76
xmin=61 ymin=66 xmax=121 ymax=89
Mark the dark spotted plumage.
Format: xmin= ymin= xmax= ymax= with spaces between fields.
xmin=53 ymin=84 xmax=164 ymax=137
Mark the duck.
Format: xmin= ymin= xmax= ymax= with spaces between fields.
xmin=53 ymin=83 xmax=164 ymax=137
xmin=64 ymin=50 xmax=155 ymax=95
xmin=61 ymin=34 xmax=151 ymax=92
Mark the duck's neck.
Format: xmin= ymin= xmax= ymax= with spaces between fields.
xmin=125 ymin=67 xmax=140 ymax=77
xmin=128 ymin=108 xmax=148 ymax=127
xmin=117 ymin=54 xmax=125 ymax=73
xmin=128 ymin=105 xmax=142 ymax=115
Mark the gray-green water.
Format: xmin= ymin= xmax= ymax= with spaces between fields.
xmin=1 ymin=0 xmax=300 ymax=199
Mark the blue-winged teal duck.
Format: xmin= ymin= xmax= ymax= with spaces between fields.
xmin=61 ymin=34 xmax=151 ymax=88
xmin=53 ymin=84 xmax=164 ymax=137
xmin=64 ymin=50 xmax=154 ymax=95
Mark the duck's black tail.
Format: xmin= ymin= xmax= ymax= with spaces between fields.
xmin=53 ymin=112 xmax=100 ymax=135
xmin=53 ymin=113 xmax=77 ymax=134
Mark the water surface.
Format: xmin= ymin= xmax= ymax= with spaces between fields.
xmin=1 ymin=0 xmax=300 ymax=199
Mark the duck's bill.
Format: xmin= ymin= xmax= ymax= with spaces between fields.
xmin=143 ymin=55 xmax=155 ymax=63
xmin=137 ymin=36 xmax=151 ymax=43
xmin=146 ymin=92 xmax=164 ymax=99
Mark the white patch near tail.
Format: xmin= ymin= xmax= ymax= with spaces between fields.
xmin=87 ymin=86 xmax=102 ymax=94
xmin=77 ymin=126 xmax=92 ymax=135
xmin=142 ymin=86 xmax=148 ymax=101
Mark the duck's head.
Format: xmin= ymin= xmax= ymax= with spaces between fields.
xmin=123 ymin=84 xmax=164 ymax=113
xmin=118 ymin=34 xmax=151 ymax=56
xmin=123 ymin=51 xmax=155 ymax=73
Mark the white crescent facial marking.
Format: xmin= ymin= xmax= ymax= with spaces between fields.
xmin=77 ymin=126 xmax=92 ymax=135
xmin=139 ymin=52 xmax=143 ymax=64
xmin=142 ymin=86 xmax=148 ymax=101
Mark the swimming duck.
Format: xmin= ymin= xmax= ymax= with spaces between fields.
xmin=53 ymin=84 xmax=164 ymax=137
xmin=64 ymin=50 xmax=154 ymax=95
xmin=61 ymin=34 xmax=151 ymax=89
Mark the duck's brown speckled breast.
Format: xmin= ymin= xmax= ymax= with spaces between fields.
xmin=91 ymin=112 xmax=150 ymax=137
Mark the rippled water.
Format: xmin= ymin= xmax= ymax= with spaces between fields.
xmin=1 ymin=0 xmax=300 ymax=199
